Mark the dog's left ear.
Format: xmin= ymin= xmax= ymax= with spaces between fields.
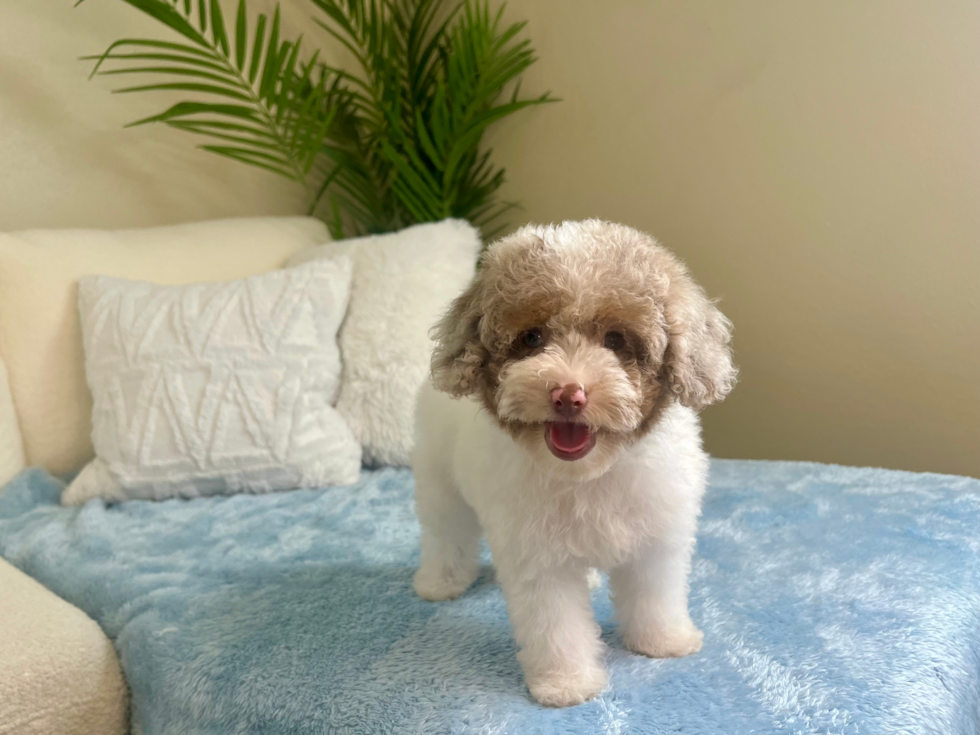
xmin=660 ymin=268 xmax=737 ymax=410
xmin=429 ymin=271 xmax=490 ymax=398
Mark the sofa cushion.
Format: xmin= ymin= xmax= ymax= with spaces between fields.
xmin=288 ymin=219 xmax=480 ymax=466
xmin=2 ymin=460 xmax=979 ymax=734
xmin=0 ymin=355 xmax=24 ymax=487
xmin=0 ymin=216 xmax=328 ymax=475
xmin=0 ymin=556 xmax=127 ymax=735
xmin=62 ymin=258 xmax=360 ymax=505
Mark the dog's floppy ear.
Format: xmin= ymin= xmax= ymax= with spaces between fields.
xmin=660 ymin=267 xmax=737 ymax=410
xmin=430 ymin=272 xmax=489 ymax=397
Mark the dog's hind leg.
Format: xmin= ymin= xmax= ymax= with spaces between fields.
xmin=413 ymin=467 xmax=481 ymax=601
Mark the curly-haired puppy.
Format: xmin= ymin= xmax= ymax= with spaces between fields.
xmin=411 ymin=220 xmax=736 ymax=707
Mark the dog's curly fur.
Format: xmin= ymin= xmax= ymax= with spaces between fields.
xmin=412 ymin=220 xmax=736 ymax=706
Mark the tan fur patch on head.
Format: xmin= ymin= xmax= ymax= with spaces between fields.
xmin=430 ymin=220 xmax=737 ymax=453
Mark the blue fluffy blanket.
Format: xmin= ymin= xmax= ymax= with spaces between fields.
xmin=1 ymin=460 xmax=979 ymax=734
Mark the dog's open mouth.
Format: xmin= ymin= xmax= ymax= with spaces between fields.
xmin=544 ymin=422 xmax=596 ymax=461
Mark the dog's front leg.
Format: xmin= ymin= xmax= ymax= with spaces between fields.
xmin=610 ymin=541 xmax=703 ymax=658
xmin=495 ymin=561 xmax=607 ymax=707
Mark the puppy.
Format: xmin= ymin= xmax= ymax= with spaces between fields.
xmin=411 ymin=220 xmax=736 ymax=707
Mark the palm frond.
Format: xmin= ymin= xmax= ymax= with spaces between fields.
xmin=86 ymin=0 xmax=345 ymax=192
xmin=81 ymin=0 xmax=557 ymax=238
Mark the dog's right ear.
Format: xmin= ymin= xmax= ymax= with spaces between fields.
xmin=430 ymin=272 xmax=489 ymax=397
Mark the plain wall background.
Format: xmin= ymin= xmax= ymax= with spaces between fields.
xmin=1 ymin=1 xmax=977 ymax=476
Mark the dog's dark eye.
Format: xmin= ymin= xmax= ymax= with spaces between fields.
xmin=604 ymin=331 xmax=626 ymax=351
xmin=522 ymin=328 xmax=544 ymax=348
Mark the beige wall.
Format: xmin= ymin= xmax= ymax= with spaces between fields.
xmin=488 ymin=0 xmax=980 ymax=477
xmin=1 ymin=2 xmax=977 ymax=476
xmin=0 ymin=1 xmax=313 ymax=231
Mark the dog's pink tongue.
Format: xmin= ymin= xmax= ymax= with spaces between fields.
xmin=550 ymin=422 xmax=592 ymax=453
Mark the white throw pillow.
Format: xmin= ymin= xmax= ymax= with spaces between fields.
xmin=288 ymin=219 xmax=481 ymax=466
xmin=61 ymin=259 xmax=361 ymax=505
xmin=0 ymin=216 xmax=328 ymax=476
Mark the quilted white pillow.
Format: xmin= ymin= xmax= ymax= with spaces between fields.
xmin=61 ymin=259 xmax=361 ymax=505
xmin=288 ymin=219 xmax=480 ymax=466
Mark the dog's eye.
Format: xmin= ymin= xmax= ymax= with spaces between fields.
xmin=604 ymin=331 xmax=626 ymax=351
xmin=522 ymin=328 xmax=544 ymax=348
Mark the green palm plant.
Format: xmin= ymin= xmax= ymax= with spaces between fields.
xmin=80 ymin=0 xmax=555 ymax=239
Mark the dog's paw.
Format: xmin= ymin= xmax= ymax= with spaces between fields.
xmin=623 ymin=620 xmax=704 ymax=659
xmin=413 ymin=565 xmax=476 ymax=601
xmin=526 ymin=664 xmax=608 ymax=707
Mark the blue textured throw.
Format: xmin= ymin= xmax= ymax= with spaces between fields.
xmin=1 ymin=460 xmax=979 ymax=734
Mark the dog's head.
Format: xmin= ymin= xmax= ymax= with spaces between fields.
xmin=430 ymin=220 xmax=737 ymax=480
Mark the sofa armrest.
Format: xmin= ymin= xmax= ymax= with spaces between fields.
xmin=0 ymin=558 xmax=127 ymax=735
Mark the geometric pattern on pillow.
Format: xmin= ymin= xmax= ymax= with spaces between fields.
xmin=62 ymin=259 xmax=361 ymax=505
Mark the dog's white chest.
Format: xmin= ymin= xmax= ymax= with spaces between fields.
xmin=443 ymin=391 xmax=705 ymax=572
xmin=528 ymin=476 xmax=663 ymax=568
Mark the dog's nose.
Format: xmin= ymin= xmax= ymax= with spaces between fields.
xmin=551 ymin=384 xmax=587 ymax=417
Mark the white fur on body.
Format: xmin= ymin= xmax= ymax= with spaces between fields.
xmin=412 ymin=382 xmax=707 ymax=707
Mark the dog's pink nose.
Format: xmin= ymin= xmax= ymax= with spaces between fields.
xmin=551 ymin=384 xmax=587 ymax=417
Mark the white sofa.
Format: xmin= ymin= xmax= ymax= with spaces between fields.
xmin=0 ymin=558 xmax=129 ymax=735
xmin=0 ymin=328 xmax=126 ymax=735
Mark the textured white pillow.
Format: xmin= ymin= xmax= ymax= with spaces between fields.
xmin=288 ymin=219 xmax=480 ymax=466
xmin=61 ymin=259 xmax=361 ymax=505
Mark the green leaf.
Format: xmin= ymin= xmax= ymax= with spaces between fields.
xmin=248 ymin=14 xmax=267 ymax=83
xmin=308 ymin=163 xmax=345 ymax=214
xmin=112 ymin=0 xmax=209 ymax=47
xmin=125 ymin=101 xmax=260 ymax=127
xmin=258 ymin=6 xmax=281 ymax=99
xmin=112 ymin=82 xmax=252 ymax=101
xmin=325 ymin=196 xmax=345 ymax=239
xmin=84 ymin=52 xmax=231 ymax=74
xmin=413 ymin=107 xmax=443 ymax=169
xmin=209 ymin=0 xmax=229 ymax=55
xmin=382 ymin=142 xmax=442 ymax=220
xmin=86 ymin=38 xmax=214 ymax=78
xmin=99 ymin=66 xmax=238 ymax=85
xmin=171 ymin=122 xmax=281 ymax=150
xmin=235 ymin=0 xmax=247 ymax=69
xmin=200 ymin=145 xmax=295 ymax=178
xmin=199 ymin=145 xmax=288 ymax=165
xmin=276 ymin=39 xmax=303 ymax=122
xmin=166 ymin=118 xmax=275 ymax=137
xmin=311 ymin=16 xmax=364 ymax=71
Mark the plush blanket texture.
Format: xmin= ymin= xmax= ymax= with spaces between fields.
xmin=1 ymin=460 xmax=978 ymax=734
